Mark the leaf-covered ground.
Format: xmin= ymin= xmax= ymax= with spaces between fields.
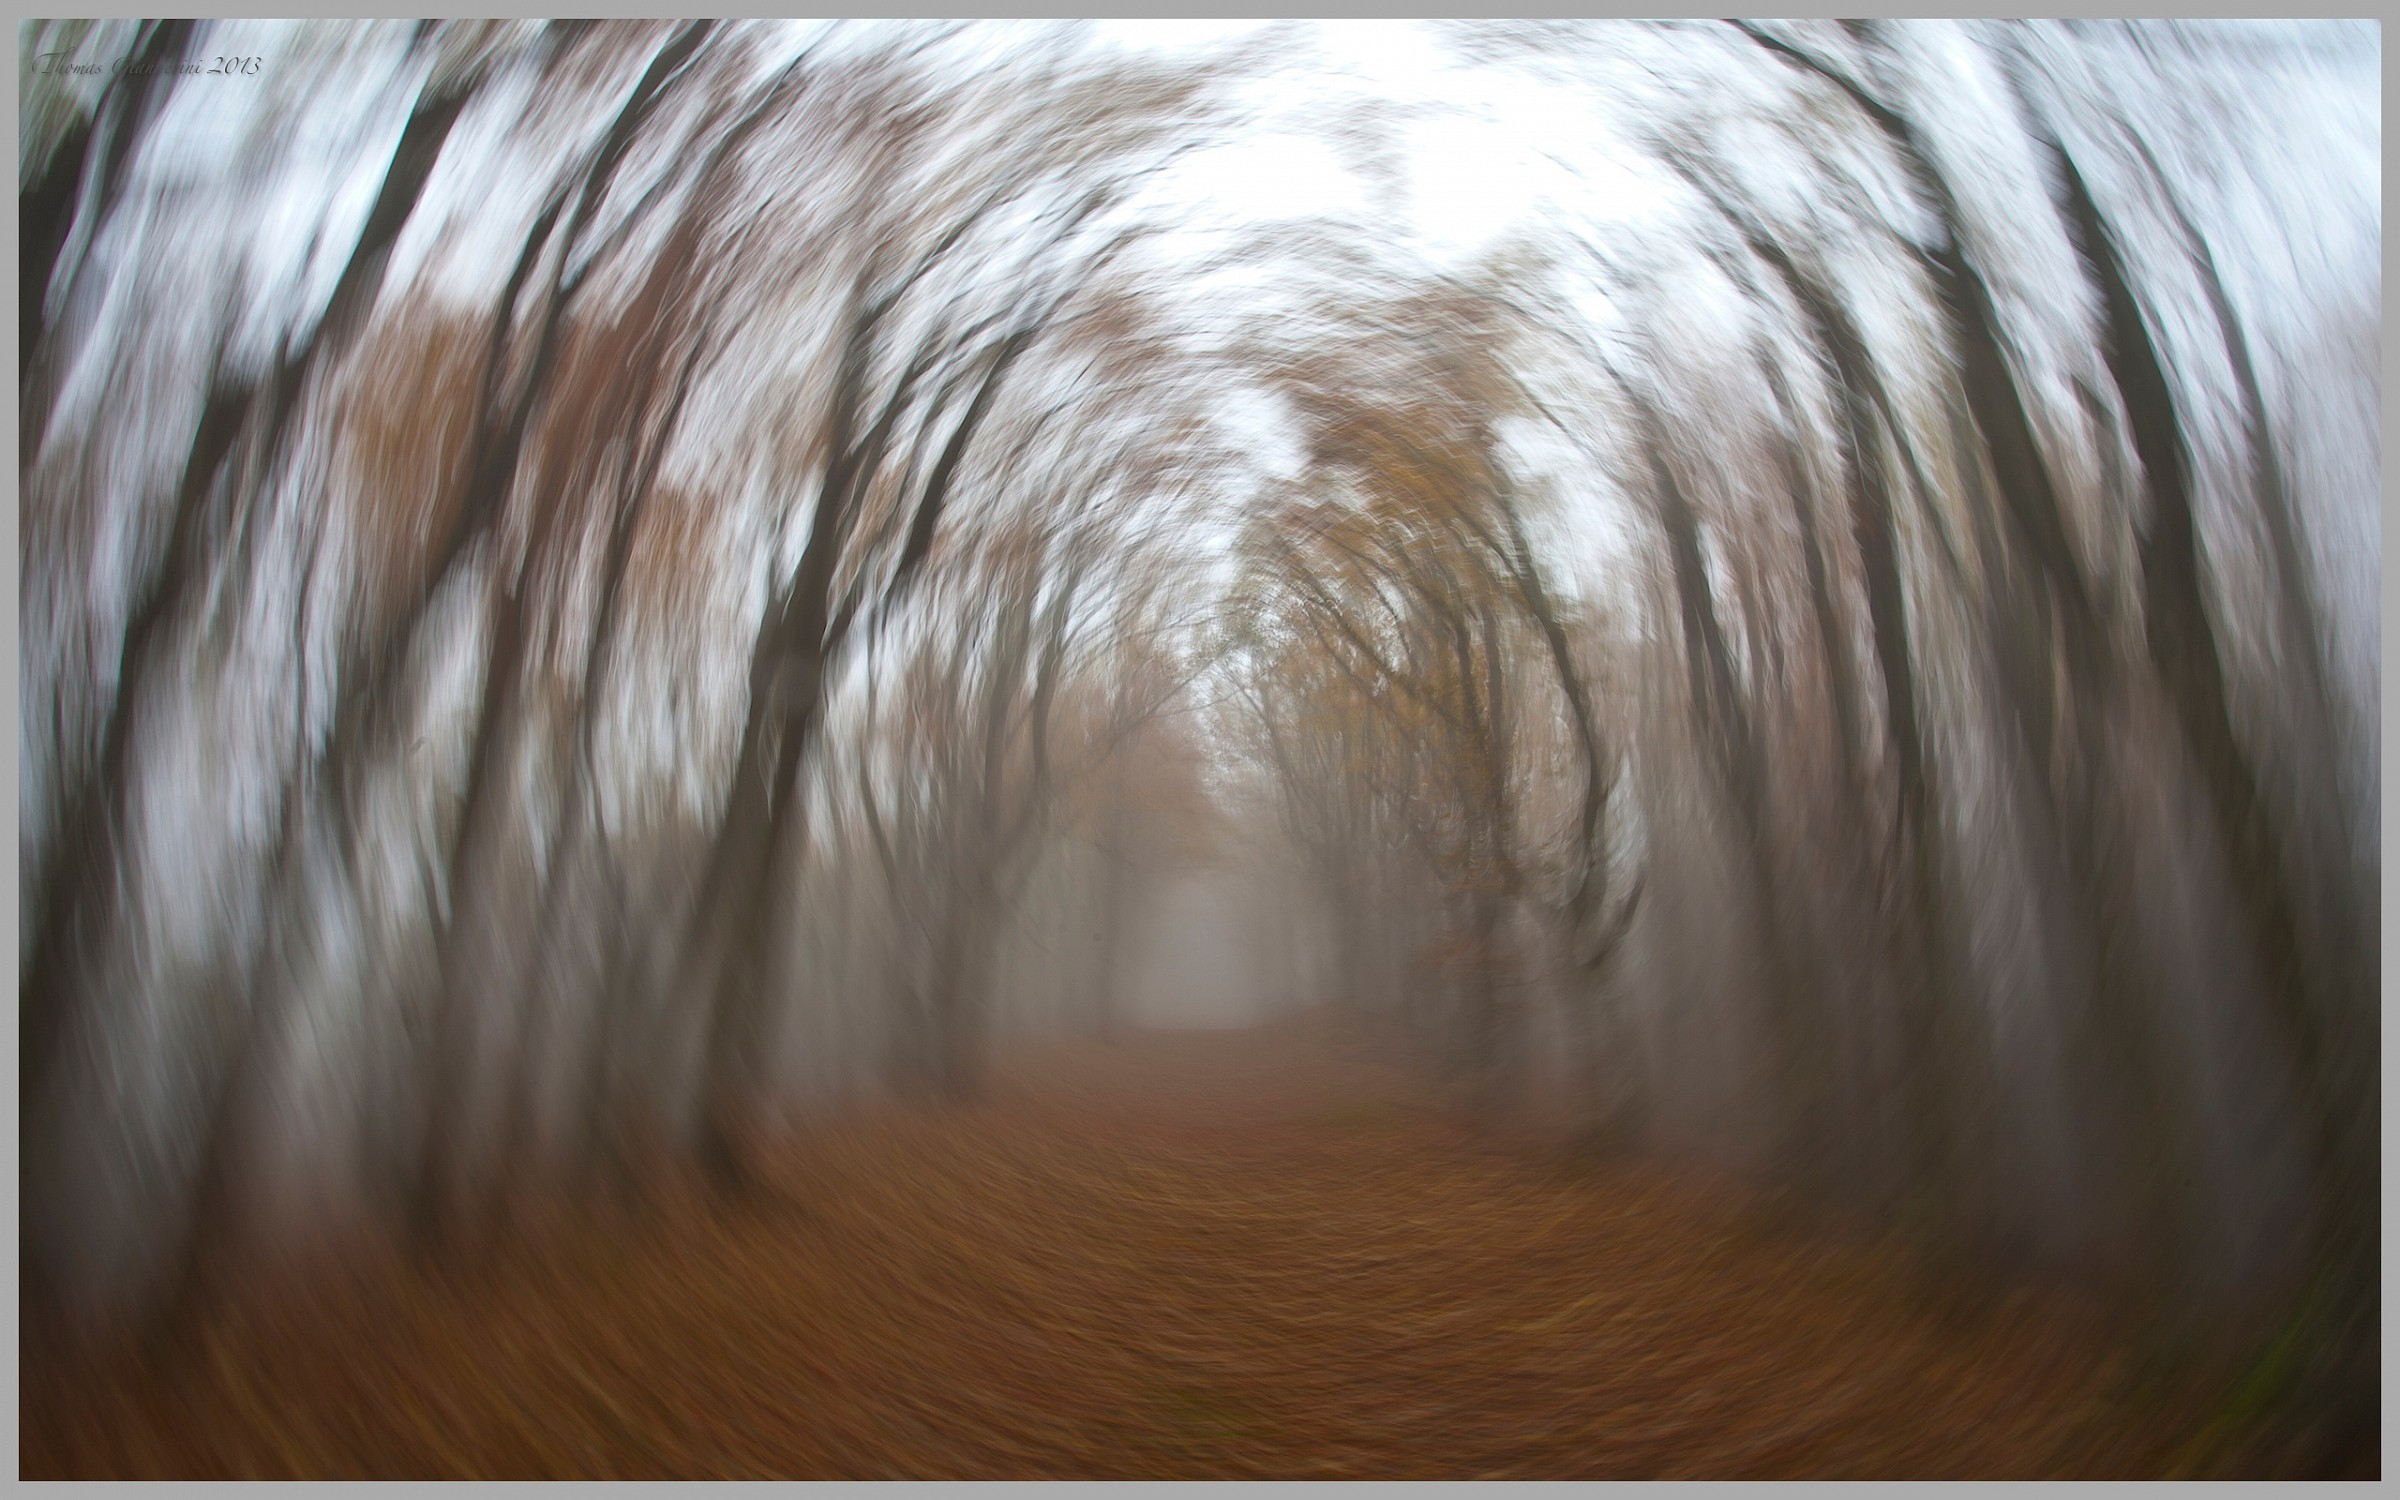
xmin=24 ymin=1013 xmax=2252 ymax=1478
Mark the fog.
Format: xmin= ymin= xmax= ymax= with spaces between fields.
xmin=19 ymin=19 xmax=2378 ymax=1478
xmin=1123 ymin=872 xmax=1267 ymax=1030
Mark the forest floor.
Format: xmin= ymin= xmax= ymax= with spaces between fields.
xmin=23 ymin=1010 xmax=2284 ymax=1478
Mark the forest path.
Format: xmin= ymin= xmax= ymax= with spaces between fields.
xmin=26 ymin=1012 xmax=2206 ymax=1478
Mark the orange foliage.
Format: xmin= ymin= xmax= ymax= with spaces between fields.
xmin=341 ymin=297 xmax=486 ymax=630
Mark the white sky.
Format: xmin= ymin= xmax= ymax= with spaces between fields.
xmin=1084 ymin=19 xmax=1685 ymax=616
xmin=1097 ymin=20 xmax=1676 ymax=270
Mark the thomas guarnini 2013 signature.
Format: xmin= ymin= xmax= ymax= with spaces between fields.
xmin=33 ymin=49 xmax=265 ymax=78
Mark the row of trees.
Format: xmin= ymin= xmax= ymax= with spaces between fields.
xmin=1220 ymin=18 xmax=2376 ymax=1443
xmin=21 ymin=19 xmax=1245 ymax=1335
xmin=1223 ymin=283 xmax=1641 ymax=1118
